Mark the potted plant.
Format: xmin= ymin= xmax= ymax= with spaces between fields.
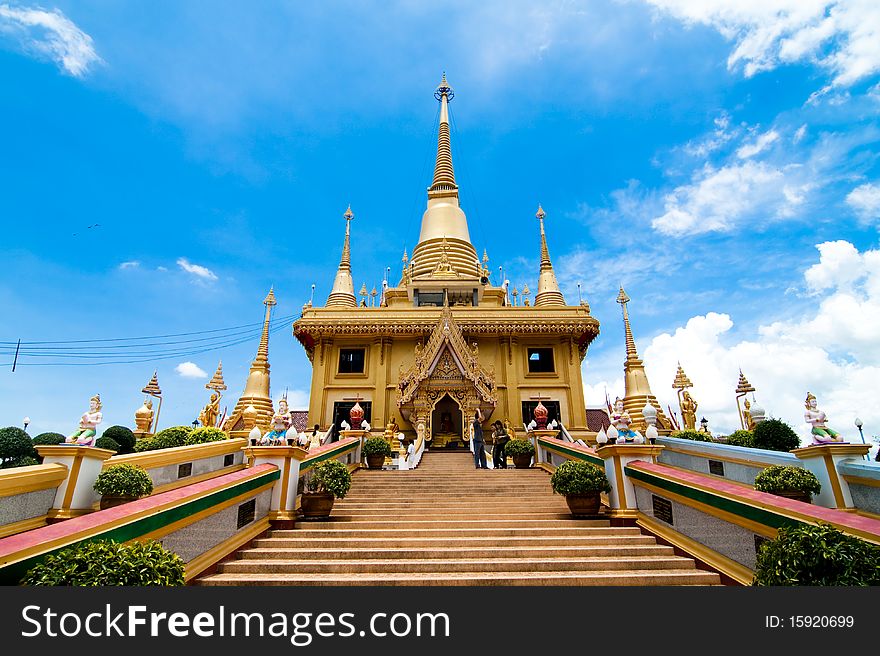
xmin=753 ymin=465 xmax=821 ymax=503
xmin=93 ymin=463 xmax=154 ymax=509
xmin=362 ymin=436 xmax=392 ymax=469
xmin=505 ymin=438 xmax=535 ymax=469
xmin=301 ymin=459 xmax=352 ymax=519
xmin=550 ymin=460 xmax=611 ymax=517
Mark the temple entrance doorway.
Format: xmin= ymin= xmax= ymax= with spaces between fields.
xmin=431 ymin=394 xmax=465 ymax=449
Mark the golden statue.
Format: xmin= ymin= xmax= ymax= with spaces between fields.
xmin=680 ymin=390 xmax=698 ymax=430
xmin=742 ymin=398 xmax=756 ymax=431
xmin=199 ymin=392 xmax=221 ymax=429
xmin=135 ymin=398 xmax=154 ymax=434
xmin=503 ymin=418 xmax=516 ymax=441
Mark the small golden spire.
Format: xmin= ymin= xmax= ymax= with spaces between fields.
xmin=671 ymin=362 xmax=693 ymax=391
xmin=429 ymin=73 xmax=458 ymax=196
xmin=326 ymin=206 xmax=358 ymax=307
xmin=617 ymin=286 xmax=638 ymax=361
xmin=534 ymin=204 xmax=565 ymax=306
xmin=736 ymin=369 xmax=756 ymax=395
xmin=359 ymin=282 xmax=368 ymax=296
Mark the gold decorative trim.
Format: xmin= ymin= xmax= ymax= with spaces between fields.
xmin=107 ymin=439 xmax=248 ymax=470
xmin=61 ymin=454 xmax=83 ymax=511
xmin=46 ymin=508 xmax=93 ymax=520
xmin=184 ymin=517 xmax=270 ymax=582
xmin=823 ymin=453 xmax=847 ymax=508
xmin=637 ymin=513 xmax=753 ymax=585
xmin=659 ymin=446 xmax=792 ymax=470
xmin=613 ymin=456 xmax=628 ymax=510
xmin=0 ymin=463 xmax=68 ymax=498
xmin=792 ymin=444 xmax=872 ymax=458
xmin=0 ymin=515 xmax=48 ymax=540
xmin=35 ymin=446 xmax=116 ymax=460
xmin=842 ymin=474 xmax=880 ymax=489
xmin=268 ymin=510 xmax=297 ymax=522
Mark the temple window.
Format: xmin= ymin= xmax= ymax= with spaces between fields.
xmin=521 ymin=401 xmax=562 ymax=427
xmin=527 ymin=347 xmax=555 ymax=373
xmin=338 ymin=348 xmax=366 ymax=374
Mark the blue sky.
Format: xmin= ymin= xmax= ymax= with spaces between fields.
xmin=1 ymin=1 xmax=879 ymax=447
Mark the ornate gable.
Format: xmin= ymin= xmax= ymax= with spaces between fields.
xmin=397 ymin=305 xmax=496 ymax=408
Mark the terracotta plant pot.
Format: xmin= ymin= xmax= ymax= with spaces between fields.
xmin=564 ymin=493 xmax=601 ymax=517
xmin=773 ymin=490 xmax=812 ymax=504
xmin=301 ymin=492 xmax=335 ymax=519
xmin=100 ymin=495 xmax=139 ymax=510
xmin=512 ymin=454 xmax=532 ymax=469
xmin=365 ymin=454 xmax=386 ymax=470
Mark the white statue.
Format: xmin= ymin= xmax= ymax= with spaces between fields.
xmin=804 ymin=392 xmax=845 ymax=444
xmin=67 ymin=394 xmax=103 ymax=446
xmin=609 ymin=397 xmax=644 ymax=444
xmin=260 ymin=398 xmax=292 ymax=445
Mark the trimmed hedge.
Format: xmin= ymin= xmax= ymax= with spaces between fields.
xmin=362 ymin=436 xmax=392 ymax=457
xmin=101 ymin=425 xmax=136 ymax=454
xmin=134 ymin=426 xmax=192 ymax=453
xmin=754 ymin=465 xmax=821 ymax=496
xmin=753 ymin=419 xmax=801 ymax=452
xmin=20 ymin=540 xmax=184 ymax=586
xmin=670 ymin=429 xmax=714 ymax=443
xmin=754 ymin=524 xmax=880 ymax=586
xmin=504 ymin=438 xmax=535 ymax=456
xmin=724 ymin=430 xmax=755 ymax=448
xmin=32 ymin=432 xmax=66 ymax=446
xmin=550 ymin=460 xmax=611 ymax=496
xmin=94 ymin=436 xmax=120 ymax=452
xmin=93 ymin=463 xmax=153 ymax=498
xmin=0 ymin=426 xmax=37 ymax=465
xmin=183 ymin=426 xmax=229 ymax=446
xmin=306 ymin=460 xmax=352 ymax=499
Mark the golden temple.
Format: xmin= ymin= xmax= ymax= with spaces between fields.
xmin=292 ymin=75 xmax=604 ymax=444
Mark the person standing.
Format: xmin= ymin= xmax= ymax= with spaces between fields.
xmin=471 ymin=409 xmax=488 ymax=469
xmin=492 ymin=420 xmax=509 ymax=469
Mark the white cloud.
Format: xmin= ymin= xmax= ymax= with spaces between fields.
xmin=651 ymin=160 xmax=791 ymax=235
xmin=793 ymin=124 xmax=808 ymax=143
xmin=175 ymin=362 xmax=208 ymax=378
xmin=644 ymin=0 xmax=880 ymax=90
xmin=618 ymin=240 xmax=880 ymax=442
xmin=0 ymin=4 xmax=101 ymax=77
xmin=118 ymin=261 xmax=140 ymax=270
xmin=846 ymin=182 xmax=880 ymax=221
xmin=176 ymin=257 xmax=218 ymax=281
xmin=736 ymin=129 xmax=779 ymax=159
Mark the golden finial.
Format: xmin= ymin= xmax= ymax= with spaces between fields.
xmin=206 ymin=361 xmax=227 ymax=391
xmin=736 ymin=369 xmax=756 ymax=395
xmin=536 ymin=204 xmax=546 ymax=220
xmin=616 ymin=286 xmax=630 ymax=306
xmin=142 ymin=371 xmax=162 ymax=396
xmin=402 ymin=248 xmax=408 ymax=264
xmin=343 ymin=205 xmax=354 ymax=222
xmin=672 ymin=362 xmax=693 ymax=390
xmin=263 ymin=286 xmax=277 ymax=307
xmin=482 ymin=249 xmax=489 ymax=264
xmin=359 ymin=282 xmax=368 ymax=296
xmin=522 ymin=284 xmax=531 ymax=296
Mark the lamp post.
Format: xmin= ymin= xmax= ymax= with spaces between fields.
xmin=23 ymin=416 xmax=30 ymax=432
xmin=192 ymin=419 xmax=200 ymax=430
xmin=855 ymin=418 xmax=868 ymax=461
xmin=699 ymin=416 xmax=709 ymax=434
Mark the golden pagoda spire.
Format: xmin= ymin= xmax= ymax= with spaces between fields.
xmin=533 ymin=205 xmax=566 ymax=307
xmin=206 ymin=361 xmax=227 ymax=392
xmin=671 ymin=362 xmax=693 ymax=391
xmin=735 ymin=369 xmax=757 ymax=429
xmin=224 ymin=288 xmax=276 ymax=435
xmin=326 ymin=206 xmax=358 ymax=307
xmin=141 ymin=370 xmax=162 ymax=397
xmin=615 ymin=286 xmax=670 ymax=432
xmin=429 ymin=72 xmax=458 ymax=196
xmin=410 ymin=73 xmax=480 ymax=280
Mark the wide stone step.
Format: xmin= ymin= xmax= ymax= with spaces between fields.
xmin=252 ymin=535 xmax=657 ymax=548
xmin=274 ymin=526 xmax=640 ymax=538
xmin=325 ymin=510 xmax=576 ymax=519
xmin=197 ymin=569 xmax=722 ymax=586
xmin=237 ymin=544 xmax=676 ymax=560
xmin=273 ymin=518 xmax=610 ymax=529
xmin=219 ymin=555 xmax=697 ymax=574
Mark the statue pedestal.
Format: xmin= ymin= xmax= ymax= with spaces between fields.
xmin=792 ymin=444 xmax=871 ymax=510
xmin=245 ymin=445 xmax=309 ymax=527
xmin=35 ymin=445 xmax=116 ymax=520
xmin=596 ymin=445 xmax=665 ymax=519
xmin=133 ymin=431 xmax=153 ymax=441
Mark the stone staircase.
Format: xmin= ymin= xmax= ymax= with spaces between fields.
xmin=196 ymin=451 xmax=721 ymax=585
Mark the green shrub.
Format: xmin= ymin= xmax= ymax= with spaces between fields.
xmin=0 ymin=426 xmax=37 ymax=464
xmin=93 ymin=464 xmax=153 ymax=498
xmin=20 ymin=540 xmax=184 ymax=586
xmin=1 ymin=456 xmax=40 ymax=469
xmin=754 ymin=465 xmax=821 ymax=496
xmin=753 ymin=418 xmax=801 ymax=452
xmin=184 ymin=426 xmax=229 ymax=446
xmin=725 ymin=430 xmax=755 ymax=448
xmin=306 ymin=460 xmax=352 ymax=499
xmin=134 ymin=426 xmax=192 ymax=452
xmin=101 ymin=426 xmax=136 ymax=454
xmin=32 ymin=432 xmax=65 ymax=446
xmin=94 ymin=436 xmax=120 ymax=452
xmin=754 ymin=524 xmax=880 ymax=586
xmin=550 ymin=460 xmax=611 ymax=496
xmin=504 ymin=438 xmax=535 ymax=456
xmin=670 ymin=429 xmax=714 ymax=443
xmin=362 ymin=436 xmax=392 ymax=457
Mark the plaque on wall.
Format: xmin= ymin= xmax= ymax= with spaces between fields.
xmin=708 ymin=459 xmax=725 ymax=477
xmin=652 ymin=495 xmax=674 ymax=525
xmin=177 ymin=462 xmax=193 ymax=479
xmin=237 ymin=499 xmax=256 ymax=529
